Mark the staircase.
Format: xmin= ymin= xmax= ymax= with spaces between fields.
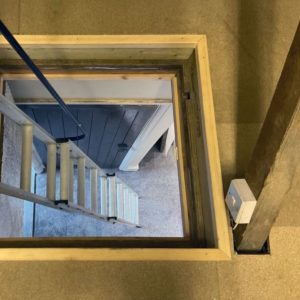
xmin=0 ymin=93 xmax=140 ymax=227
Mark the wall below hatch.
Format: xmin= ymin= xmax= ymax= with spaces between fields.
xmin=0 ymin=86 xmax=24 ymax=237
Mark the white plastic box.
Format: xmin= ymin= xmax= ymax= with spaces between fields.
xmin=225 ymin=179 xmax=257 ymax=224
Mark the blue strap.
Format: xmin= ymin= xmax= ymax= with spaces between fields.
xmin=0 ymin=20 xmax=86 ymax=142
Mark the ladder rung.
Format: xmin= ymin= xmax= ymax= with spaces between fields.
xmin=129 ymin=192 xmax=135 ymax=224
xmin=100 ymin=176 xmax=108 ymax=216
xmin=60 ymin=143 xmax=70 ymax=201
xmin=46 ymin=143 xmax=56 ymax=201
xmin=90 ymin=168 xmax=98 ymax=212
xmin=77 ymin=156 xmax=86 ymax=207
xmin=134 ymin=194 xmax=139 ymax=225
xmin=20 ymin=124 xmax=33 ymax=192
xmin=123 ymin=187 xmax=129 ymax=222
xmin=108 ymin=176 xmax=117 ymax=217
xmin=69 ymin=158 xmax=74 ymax=203
xmin=116 ymin=183 xmax=124 ymax=220
xmin=131 ymin=193 xmax=137 ymax=225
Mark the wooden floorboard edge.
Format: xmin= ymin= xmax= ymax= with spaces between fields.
xmin=0 ymin=248 xmax=230 ymax=261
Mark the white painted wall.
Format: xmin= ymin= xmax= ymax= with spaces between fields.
xmin=8 ymin=79 xmax=172 ymax=100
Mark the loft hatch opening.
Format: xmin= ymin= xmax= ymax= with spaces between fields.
xmin=0 ymin=76 xmax=184 ymax=238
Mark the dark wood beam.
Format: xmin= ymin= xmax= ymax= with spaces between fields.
xmin=237 ymin=22 xmax=300 ymax=251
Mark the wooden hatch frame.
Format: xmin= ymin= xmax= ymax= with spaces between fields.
xmin=0 ymin=35 xmax=231 ymax=261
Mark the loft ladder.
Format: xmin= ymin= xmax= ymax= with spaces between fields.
xmin=0 ymin=93 xmax=140 ymax=227
xmin=0 ymin=20 xmax=139 ymax=228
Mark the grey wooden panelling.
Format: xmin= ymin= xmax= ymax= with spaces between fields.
xmin=18 ymin=105 xmax=157 ymax=169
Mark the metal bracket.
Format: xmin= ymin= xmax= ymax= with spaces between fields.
xmin=54 ymin=200 xmax=69 ymax=205
xmin=106 ymin=173 xmax=116 ymax=177
xmin=183 ymin=91 xmax=191 ymax=100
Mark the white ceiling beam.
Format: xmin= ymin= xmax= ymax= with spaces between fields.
xmin=14 ymin=98 xmax=172 ymax=105
xmin=119 ymin=104 xmax=173 ymax=171
xmin=162 ymin=123 xmax=175 ymax=156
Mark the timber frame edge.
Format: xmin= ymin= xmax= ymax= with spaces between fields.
xmin=0 ymin=35 xmax=232 ymax=261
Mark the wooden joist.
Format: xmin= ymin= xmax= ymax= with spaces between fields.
xmin=0 ymin=35 xmax=204 ymax=62
xmin=237 ymin=23 xmax=300 ymax=251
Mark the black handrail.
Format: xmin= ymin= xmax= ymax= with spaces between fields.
xmin=0 ymin=20 xmax=86 ymax=142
